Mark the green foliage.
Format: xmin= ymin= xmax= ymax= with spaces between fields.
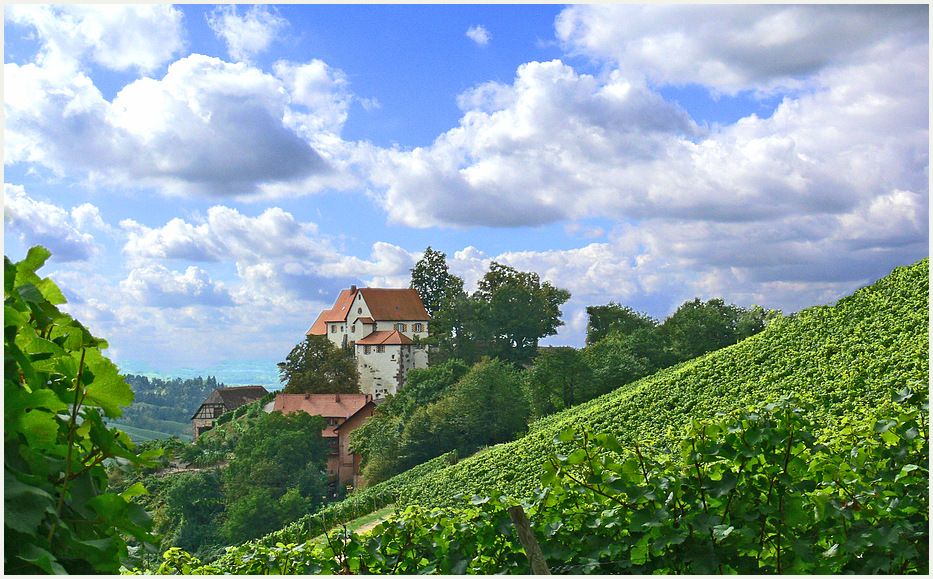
xmin=583 ymin=327 xmax=664 ymax=395
xmin=158 ymin=470 xmax=226 ymax=557
xmin=526 ymin=346 xmax=596 ymax=417
xmin=5 ymin=246 xmax=160 ymax=574
xmin=409 ymin=246 xmax=465 ymax=319
xmin=397 ymin=259 xmax=930 ymax=511
xmin=474 ymin=262 xmax=572 ymax=367
xmin=277 ymin=334 xmax=360 ymax=394
xmin=535 ymin=388 xmax=928 ymax=574
xmin=222 ymin=410 xmax=329 ymax=543
xmin=137 ymin=388 xmax=927 ymax=575
xmin=585 ymin=301 xmax=657 ymax=345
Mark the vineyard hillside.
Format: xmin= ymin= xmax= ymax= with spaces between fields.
xmin=389 ymin=259 xmax=928 ymax=509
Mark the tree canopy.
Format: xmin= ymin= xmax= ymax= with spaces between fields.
xmin=278 ymin=334 xmax=360 ymax=394
xmin=410 ymin=251 xmax=571 ymax=367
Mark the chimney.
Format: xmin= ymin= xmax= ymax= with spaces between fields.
xmin=350 ymin=285 xmax=357 ymax=292
xmin=335 ymin=392 xmax=340 ymax=403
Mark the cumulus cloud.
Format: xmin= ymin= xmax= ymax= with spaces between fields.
xmin=207 ymin=5 xmax=288 ymax=63
xmin=120 ymin=205 xmax=418 ymax=302
xmin=121 ymin=264 xmax=235 ymax=308
xmin=5 ymin=4 xmax=185 ymax=73
xmin=4 ymin=184 xmax=99 ymax=261
xmin=466 ymin=25 xmax=491 ymax=46
xmin=363 ymin=60 xmax=701 ymax=228
xmin=555 ymin=4 xmax=928 ymax=95
xmin=6 ymin=53 xmax=353 ymax=197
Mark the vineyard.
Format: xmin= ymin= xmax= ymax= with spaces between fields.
xmin=132 ymin=259 xmax=929 ymax=574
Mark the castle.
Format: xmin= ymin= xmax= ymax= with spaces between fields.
xmin=307 ymin=286 xmax=430 ymax=399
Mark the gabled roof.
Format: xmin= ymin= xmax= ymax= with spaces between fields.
xmin=191 ymin=385 xmax=269 ymax=419
xmin=307 ymin=288 xmax=357 ymax=335
xmin=356 ymin=330 xmax=414 ymax=346
xmin=273 ymin=393 xmax=372 ymax=437
xmin=307 ymin=287 xmax=429 ymax=335
xmin=358 ymin=288 xmax=430 ymax=322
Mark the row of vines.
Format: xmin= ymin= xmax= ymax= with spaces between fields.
xmin=139 ymin=387 xmax=927 ymax=574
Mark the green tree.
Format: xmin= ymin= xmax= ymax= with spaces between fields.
xmin=5 ymin=247 xmax=159 ymax=573
xmin=583 ymin=327 xmax=664 ymax=395
xmin=525 ymin=347 xmax=596 ymax=418
xmin=278 ymin=334 xmax=360 ymax=394
xmin=160 ymin=470 xmax=225 ymax=556
xmin=409 ymin=246 xmax=465 ymax=318
xmin=584 ymin=302 xmax=657 ymax=345
xmin=473 ymin=263 xmax=571 ymax=367
xmin=351 ymin=359 xmax=470 ymax=484
xmin=659 ymin=297 xmax=745 ymax=362
xmin=443 ymin=358 xmax=529 ymax=452
xmin=223 ymin=410 xmax=328 ymax=543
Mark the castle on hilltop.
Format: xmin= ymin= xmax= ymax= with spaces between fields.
xmin=307 ymin=286 xmax=430 ymax=399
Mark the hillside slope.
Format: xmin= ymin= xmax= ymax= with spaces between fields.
xmin=398 ymin=259 xmax=928 ymax=509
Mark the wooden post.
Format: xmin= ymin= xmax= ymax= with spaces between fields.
xmin=507 ymin=505 xmax=550 ymax=574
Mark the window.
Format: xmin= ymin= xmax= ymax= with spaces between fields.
xmin=376 ymin=345 xmax=385 ymax=353
xmin=395 ymin=323 xmax=407 ymax=332
xmin=358 ymin=307 xmax=362 ymax=313
xmin=331 ymin=325 xmax=336 ymax=333
xmin=364 ymin=345 xmax=371 ymax=354
xmin=413 ymin=323 xmax=423 ymax=332
xmin=351 ymin=325 xmax=355 ymax=332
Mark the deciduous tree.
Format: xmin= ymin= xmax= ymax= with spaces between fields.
xmin=278 ymin=334 xmax=360 ymax=394
xmin=473 ymin=262 xmax=571 ymax=367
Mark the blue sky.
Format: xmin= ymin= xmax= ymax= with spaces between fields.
xmin=4 ymin=4 xmax=929 ymax=384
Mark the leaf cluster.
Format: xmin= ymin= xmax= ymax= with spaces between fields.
xmin=5 ymin=247 xmax=160 ymax=574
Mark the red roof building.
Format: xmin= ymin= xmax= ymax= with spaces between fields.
xmin=307 ymin=286 xmax=430 ymax=399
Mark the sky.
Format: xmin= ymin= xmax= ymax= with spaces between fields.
xmin=4 ymin=4 xmax=929 ymax=383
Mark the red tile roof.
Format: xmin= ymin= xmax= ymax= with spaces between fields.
xmin=307 ymin=287 xmax=429 ymax=335
xmin=356 ymin=330 xmax=414 ymax=345
xmin=307 ymin=288 xmax=357 ymax=335
xmin=359 ymin=288 xmax=430 ymax=322
xmin=273 ymin=393 xmax=372 ymax=437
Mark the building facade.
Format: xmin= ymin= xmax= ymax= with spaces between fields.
xmin=307 ymin=286 xmax=430 ymax=399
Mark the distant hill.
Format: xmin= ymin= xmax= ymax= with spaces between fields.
xmin=369 ymin=258 xmax=929 ymax=510
xmin=119 ymin=360 xmax=282 ymax=388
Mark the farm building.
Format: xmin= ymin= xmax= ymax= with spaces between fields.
xmin=190 ymin=384 xmax=269 ymax=440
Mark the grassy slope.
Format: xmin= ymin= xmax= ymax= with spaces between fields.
xmin=395 ymin=259 xmax=928 ymax=509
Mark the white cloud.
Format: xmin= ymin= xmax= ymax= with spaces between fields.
xmin=555 ymin=4 xmax=928 ymax=95
xmin=6 ymin=53 xmax=356 ymax=198
xmin=363 ymin=60 xmax=701 ymax=228
xmin=274 ymin=59 xmax=353 ymax=136
xmin=4 ymin=184 xmax=99 ymax=261
xmin=5 ymin=4 xmax=184 ymax=74
xmin=120 ymin=264 xmax=234 ymax=308
xmin=207 ymin=5 xmax=288 ymax=63
xmin=466 ymin=25 xmax=491 ymax=47
xmin=120 ymin=205 xmax=418 ymax=303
